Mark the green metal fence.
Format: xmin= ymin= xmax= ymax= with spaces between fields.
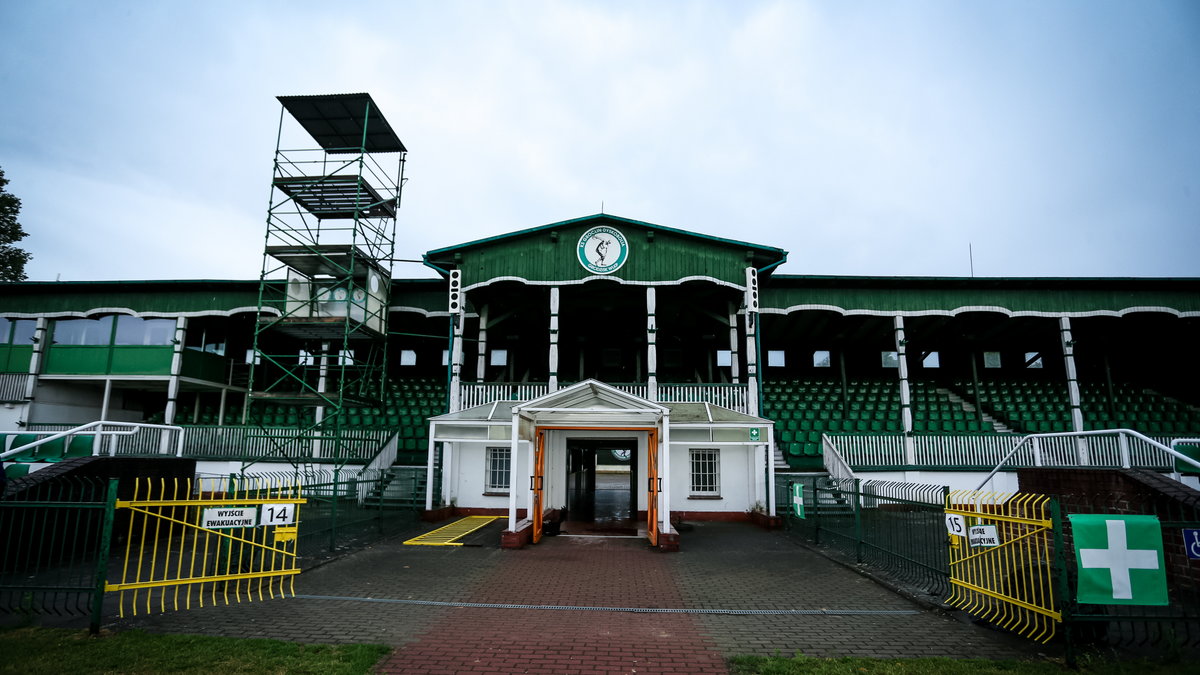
xmin=776 ymin=473 xmax=951 ymax=599
xmin=229 ymin=467 xmax=427 ymax=565
xmin=0 ymin=476 xmax=116 ymax=632
xmin=2 ymin=466 xmax=427 ymax=630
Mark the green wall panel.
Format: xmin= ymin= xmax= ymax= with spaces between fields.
xmin=109 ymin=347 xmax=173 ymax=375
xmin=0 ymin=345 xmax=32 ymax=373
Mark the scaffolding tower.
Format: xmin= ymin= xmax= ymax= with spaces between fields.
xmin=249 ymin=93 xmax=406 ymax=466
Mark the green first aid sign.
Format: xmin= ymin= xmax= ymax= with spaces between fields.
xmin=791 ymin=483 xmax=804 ymax=518
xmin=1069 ymin=514 xmax=1168 ymax=606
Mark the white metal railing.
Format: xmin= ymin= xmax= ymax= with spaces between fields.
xmin=657 ymin=383 xmax=748 ymax=411
xmin=975 ymin=429 xmax=1200 ymax=490
xmin=458 ymin=381 xmax=749 ymax=413
xmin=1 ymin=421 xmax=184 ymax=460
xmin=460 ymin=383 xmax=550 ymax=409
xmin=179 ymin=426 xmax=391 ymax=462
xmin=821 ymin=434 xmax=857 ymax=481
xmin=829 ymin=433 xmax=905 ymax=468
xmin=818 ymin=431 xmax=1197 ymax=476
xmin=0 ymin=373 xmax=28 ymax=401
xmin=914 ymin=434 xmax=1026 ymax=468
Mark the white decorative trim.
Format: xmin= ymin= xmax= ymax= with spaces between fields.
xmin=0 ymin=306 xmax=279 ymax=319
xmin=387 ymin=305 xmax=475 ymax=319
xmin=758 ymin=304 xmax=1200 ymax=319
xmin=460 ymin=274 xmax=746 ymax=294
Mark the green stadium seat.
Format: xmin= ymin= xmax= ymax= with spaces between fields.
xmin=4 ymin=461 xmax=31 ymax=479
xmin=66 ymin=435 xmax=96 ymax=458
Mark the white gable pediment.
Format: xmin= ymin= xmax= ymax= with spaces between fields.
xmin=515 ymin=380 xmax=666 ymax=425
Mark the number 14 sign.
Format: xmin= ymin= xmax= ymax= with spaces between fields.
xmin=262 ymin=503 xmax=296 ymax=526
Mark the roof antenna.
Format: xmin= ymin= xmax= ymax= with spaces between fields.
xmin=969 ymin=243 xmax=975 ymax=278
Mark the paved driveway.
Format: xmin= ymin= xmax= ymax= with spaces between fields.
xmin=112 ymin=521 xmax=1047 ymax=673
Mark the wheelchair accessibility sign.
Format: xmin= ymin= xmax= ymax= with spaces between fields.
xmin=1186 ymin=529 xmax=1200 ymax=560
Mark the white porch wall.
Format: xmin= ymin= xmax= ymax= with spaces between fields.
xmin=667 ymin=444 xmax=753 ymax=512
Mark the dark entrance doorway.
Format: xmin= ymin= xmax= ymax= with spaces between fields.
xmin=564 ymin=439 xmax=637 ymax=535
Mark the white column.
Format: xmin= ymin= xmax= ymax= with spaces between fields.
xmin=1060 ymin=316 xmax=1088 ymax=463
xmin=165 ymin=317 xmax=187 ymax=425
xmin=525 ymin=428 xmax=536 ymax=523
xmin=895 ymin=315 xmax=915 ymax=465
xmin=100 ymin=379 xmax=113 ymax=421
xmin=659 ymin=414 xmax=671 ymax=533
xmin=646 ymin=287 xmax=658 ymax=401
xmin=508 ymin=411 xmax=520 ymax=530
xmin=744 ymin=268 xmax=760 ymax=417
xmin=767 ymin=432 xmax=777 ymax=517
xmin=314 ymin=341 xmax=330 ymax=459
xmin=549 ymin=288 xmax=560 ymax=392
xmin=728 ymin=302 xmax=740 ymax=384
xmin=424 ymin=429 xmax=437 ymax=510
xmin=449 ymin=308 xmax=466 ymax=412
xmin=443 ymin=442 xmax=454 ymax=507
xmin=218 ymin=388 xmax=228 ymax=425
xmin=476 ymin=304 xmax=489 ymax=382
xmin=25 ymin=318 xmax=46 ymax=400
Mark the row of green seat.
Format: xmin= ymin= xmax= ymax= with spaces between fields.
xmin=2 ymin=433 xmax=96 ymax=463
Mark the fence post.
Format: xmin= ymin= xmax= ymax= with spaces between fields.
xmin=89 ymin=478 xmax=119 ymax=635
xmin=329 ymin=466 xmax=340 ymax=552
xmin=811 ymin=476 xmax=821 ymax=545
xmin=1050 ymin=496 xmax=1076 ymax=666
xmin=1117 ymin=432 xmax=1131 ymax=469
xmin=852 ymin=478 xmax=864 ymax=563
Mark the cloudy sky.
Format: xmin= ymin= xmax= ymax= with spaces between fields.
xmin=1 ymin=1 xmax=1197 ymax=282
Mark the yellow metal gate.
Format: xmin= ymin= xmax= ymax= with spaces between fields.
xmin=107 ymin=476 xmax=305 ymax=617
xmin=946 ymin=490 xmax=1062 ymax=643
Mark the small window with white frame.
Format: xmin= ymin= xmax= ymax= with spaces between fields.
xmin=485 ymin=447 xmax=511 ymax=494
xmin=689 ymin=448 xmax=720 ymax=497
xmin=767 ymin=350 xmax=786 ymax=367
xmin=715 ymin=350 xmax=732 ymax=367
xmin=983 ymin=351 xmax=1001 ymax=369
xmin=1024 ymin=351 xmax=1043 ymax=369
xmin=399 ymin=349 xmax=417 ymax=366
xmin=813 ymin=350 xmax=831 ymax=368
xmin=881 ymin=351 xmax=899 ymax=368
xmin=922 ymin=351 xmax=940 ymax=368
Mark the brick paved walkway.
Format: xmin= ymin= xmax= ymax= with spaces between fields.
xmin=105 ymin=521 xmax=1050 ymax=673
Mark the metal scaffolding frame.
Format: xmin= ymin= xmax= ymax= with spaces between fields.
xmin=249 ymin=93 xmax=406 ymax=468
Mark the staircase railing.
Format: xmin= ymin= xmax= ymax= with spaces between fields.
xmin=975 ymin=428 xmax=1200 ymax=490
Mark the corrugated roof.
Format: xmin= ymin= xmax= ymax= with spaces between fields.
xmin=277 ymin=93 xmax=406 ymax=154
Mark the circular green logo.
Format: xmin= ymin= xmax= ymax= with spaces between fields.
xmin=577 ymin=226 xmax=629 ymax=275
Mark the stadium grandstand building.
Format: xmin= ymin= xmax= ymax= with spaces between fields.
xmin=3 ymin=95 xmax=1199 ymax=550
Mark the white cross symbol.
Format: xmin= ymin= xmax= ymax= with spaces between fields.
xmin=1079 ymin=519 xmax=1160 ymax=600
xmin=792 ymin=490 xmax=803 ymax=513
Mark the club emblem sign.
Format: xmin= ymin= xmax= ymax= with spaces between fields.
xmin=577 ymin=226 xmax=629 ymax=275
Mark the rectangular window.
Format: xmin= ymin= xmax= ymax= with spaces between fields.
xmin=1024 ymin=352 xmax=1043 ymax=369
xmin=399 ymin=349 xmax=417 ymax=366
xmin=490 ymin=349 xmax=508 ymax=366
xmin=813 ymin=350 xmax=831 ymax=368
xmin=881 ymin=351 xmax=899 ymax=368
xmin=689 ymin=448 xmax=720 ymax=496
xmin=715 ymin=350 xmax=732 ymax=367
xmin=113 ymin=316 xmax=174 ymax=345
xmin=442 ymin=349 xmax=450 ymax=366
xmin=983 ymin=351 xmax=1001 ymax=369
xmin=10 ymin=319 xmax=35 ymax=345
xmin=767 ymin=350 xmax=786 ymax=367
xmin=52 ymin=316 xmax=114 ymax=345
xmin=298 ymin=349 xmax=315 ymax=366
xmin=485 ymin=447 xmax=511 ymax=493
xmin=922 ymin=351 xmax=940 ymax=368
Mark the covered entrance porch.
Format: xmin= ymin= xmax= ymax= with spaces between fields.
xmin=426 ymin=379 xmax=777 ymax=552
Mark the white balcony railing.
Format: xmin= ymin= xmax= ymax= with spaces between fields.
xmin=458 ymin=382 xmax=750 ymax=413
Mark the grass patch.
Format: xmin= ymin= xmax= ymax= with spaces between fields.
xmin=728 ymin=654 xmax=1197 ymax=675
xmin=0 ymin=626 xmax=390 ymax=675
